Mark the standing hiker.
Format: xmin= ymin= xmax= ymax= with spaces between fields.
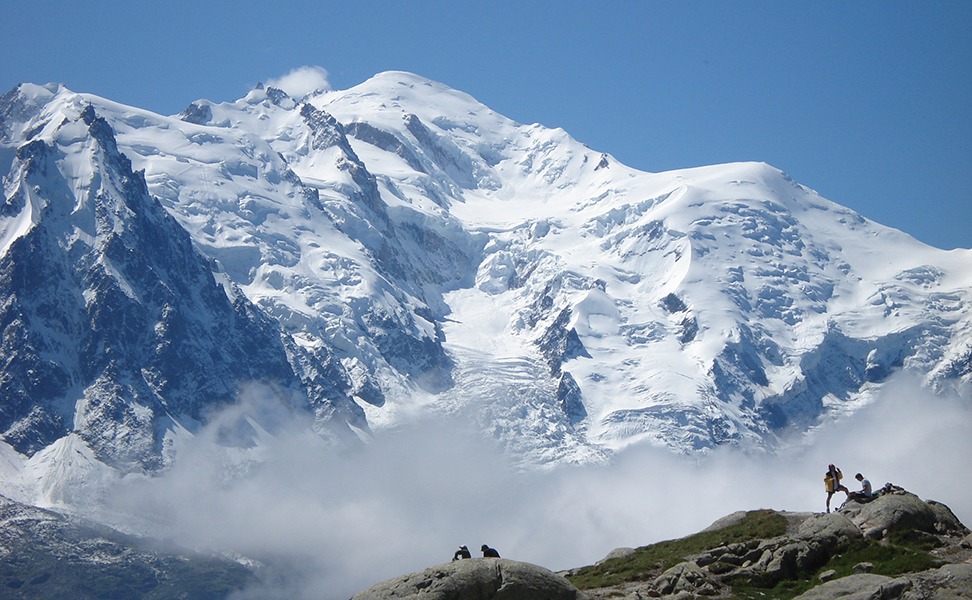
xmin=824 ymin=463 xmax=849 ymax=513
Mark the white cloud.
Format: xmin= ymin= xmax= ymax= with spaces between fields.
xmin=265 ymin=66 xmax=332 ymax=99
xmin=104 ymin=375 xmax=972 ymax=600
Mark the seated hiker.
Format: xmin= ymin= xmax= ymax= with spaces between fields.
xmin=824 ymin=463 xmax=849 ymax=513
xmin=847 ymin=473 xmax=873 ymax=501
xmin=452 ymin=545 xmax=471 ymax=560
xmin=481 ymin=544 xmax=500 ymax=558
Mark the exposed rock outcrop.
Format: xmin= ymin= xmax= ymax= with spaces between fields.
xmin=792 ymin=563 xmax=972 ymax=600
xmin=791 ymin=573 xmax=913 ymax=600
xmin=570 ymin=488 xmax=970 ymax=599
xmin=350 ymin=558 xmax=587 ymax=600
xmin=841 ymin=488 xmax=967 ymax=539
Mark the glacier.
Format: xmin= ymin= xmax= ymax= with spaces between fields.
xmin=1 ymin=71 xmax=970 ymax=507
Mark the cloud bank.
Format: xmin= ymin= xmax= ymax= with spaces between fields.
xmin=266 ymin=66 xmax=332 ymax=99
xmin=106 ymin=375 xmax=972 ymax=600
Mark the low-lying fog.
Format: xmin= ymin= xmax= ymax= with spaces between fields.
xmin=105 ymin=375 xmax=971 ymax=599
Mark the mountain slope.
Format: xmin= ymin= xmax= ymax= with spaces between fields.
xmin=314 ymin=72 xmax=972 ymax=454
xmin=1 ymin=73 xmax=970 ymax=486
xmin=0 ymin=493 xmax=253 ymax=599
xmin=0 ymin=85 xmax=364 ymax=484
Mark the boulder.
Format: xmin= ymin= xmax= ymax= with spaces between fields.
xmin=652 ymin=562 xmax=719 ymax=597
xmin=596 ymin=548 xmax=635 ymax=564
xmin=924 ymin=501 xmax=970 ymax=535
xmin=791 ymin=564 xmax=972 ymax=600
xmin=796 ymin=512 xmax=862 ymax=544
xmin=846 ymin=492 xmax=967 ymax=539
xmin=763 ymin=541 xmax=825 ymax=580
xmin=791 ymin=573 xmax=911 ymax=600
xmin=349 ymin=558 xmax=588 ymax=600
xmin=905 ymin=563 xmax=972 ymax=599
xmin=818 ymin=569 xmax=837 ymax=582
xmin=852 ymin=562 xmax=874 ymax=573
xmin=699 ymin=511 xmax=750 ymax=532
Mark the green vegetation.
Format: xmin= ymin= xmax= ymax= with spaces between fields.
xmin=731 ymin=536 xmax=943 ymax=600
xmin=888 ymin=528 xmax=945 ymax=552
xmin=821 ymin=538 xmax=942 ymax=579
xmin=567 ymin=510 xmax=787 ymax=589
xmin=568 ymin=509 xmax=945 ymax=600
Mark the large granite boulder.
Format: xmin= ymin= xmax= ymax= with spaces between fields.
xmin=792 ymin=564 xmax=972 ymax=600
xmin=905 ymin=563 xmax=972 ymax=599
xmin=795 ymin=511 xmax=862 ymax=544
xmin=791 ymin=573 xmax=912 ymax=600
xmin=350 ymin=558 xmax=588 ymax=600
xmin=841 ymin=491 xmax=969 ymax=539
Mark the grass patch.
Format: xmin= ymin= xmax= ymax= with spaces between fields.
xmin=729 ymin=537 xmax=944 ymax=600
xmin=887 ymin=529 xmax=944 ymax=552
xmin=821 ymin=538 xmax=943 ymax=578
xmin=567 ymin=510 xmax=787 ymax=590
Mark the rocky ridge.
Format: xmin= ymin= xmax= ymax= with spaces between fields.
xmin=350 ymin=558 xmax=585 ymax=600
xmin=571 ymin=486 xmax=971 ymax=599
xmin=349 ymin=487 xmax=971 ymax=600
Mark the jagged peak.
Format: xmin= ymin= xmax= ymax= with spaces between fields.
xmin=2 ymin=82 xmax=64 ymax=110
xmin=1 ymin=83 xmax=78 ymax=142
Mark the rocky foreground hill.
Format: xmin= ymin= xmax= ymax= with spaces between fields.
xmin=0 ymin=485 xmax=968 ymax=599
xmin=352 ymin=487 xmax=972 ymax=600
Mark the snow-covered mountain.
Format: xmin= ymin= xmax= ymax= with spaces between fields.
xmin=1 ymin=72 xmax=970 ymax=499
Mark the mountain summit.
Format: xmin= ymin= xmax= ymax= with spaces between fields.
xmin=1 ymin=73 xmax=970 ymax=490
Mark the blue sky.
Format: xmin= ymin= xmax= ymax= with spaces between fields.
xmin=3 ymin=1 xmax=969 ymax=249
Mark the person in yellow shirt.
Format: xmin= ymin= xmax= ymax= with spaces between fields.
xmin=824 ymin=463 xmax=849 ymax=513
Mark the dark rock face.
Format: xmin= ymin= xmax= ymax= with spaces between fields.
xmin=537 ymin=308 xmax=590 ymax=376
xmin=350 ymin=558 xmax=588 ymax=600
xmin=0 ymin=106 xmax=354 ymax=470
xmin=557 ymin=372 xmax=587 ymax=424
xmin=346 ymin=120 xmax=426 ymax=174
xmin=180 ymin=101 xmax=212 ymax=125
xmin=2 ymin=86 xmax=479 ymax=471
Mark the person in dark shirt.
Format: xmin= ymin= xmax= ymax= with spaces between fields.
xmin=481 ymin=544 xmax=500 ymax=558
xmin=452 ymin=545 xmax=471 ymax=560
